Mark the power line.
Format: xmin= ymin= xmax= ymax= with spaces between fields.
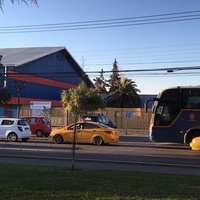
xmin=73 ymin=43 xmax=200 ymax=54
xmin=83 ymin=60 xmax=200 ymax=67
xmin=5 ymin=65 xmax=200 ymax=77
xmin=72 ymin=43 xmax=200 ymax=61
xmin=1 ymin=10 xmax=200 ymax=33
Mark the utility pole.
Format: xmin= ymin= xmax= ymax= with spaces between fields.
xmin=13 ymin=80 xmax=26 ymax=118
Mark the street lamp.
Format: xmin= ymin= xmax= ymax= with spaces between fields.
xmin=13 ymin=80 xmax=26 ymax=118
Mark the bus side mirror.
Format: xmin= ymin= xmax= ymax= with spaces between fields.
xmin=145 ymin=98 xmax=159 ymax=113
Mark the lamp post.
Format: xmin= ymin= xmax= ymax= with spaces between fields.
xmin=13 ymin=80 xmax=26 ymax=118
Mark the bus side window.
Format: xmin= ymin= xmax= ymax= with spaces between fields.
xmin=186 ymin=97 xmax=200 ymax=108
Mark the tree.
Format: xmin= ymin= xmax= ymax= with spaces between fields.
xmin=61 ymin=82 xmax=105 ymax=169
xmin=106 ymin=77 xmax=141 ymax=108
xmin=40 ymin=106 xmax=53 ymax=119
xmin=0 ymin=55 xmax=3 ymax=82
xmin=0 ymin=87 xmax=12 ymax=106
xmin=107 ymin=59 xmax=121 ymax=93
xmin=0 ymin=0 xmax=38 ymax=9
xmin=0 ymin=56 xmax=12 ymax=105
xmin=61 ymin=82 xmax=105 ymax=118
xmin=93 ymin=69 xmax=108 ymax=94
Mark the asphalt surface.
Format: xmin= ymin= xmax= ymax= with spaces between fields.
xmin=0 ymin=129 xmax=200 ymax=176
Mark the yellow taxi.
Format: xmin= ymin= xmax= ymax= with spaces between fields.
xmin=49 ymin=121 xmax=119 ymax=145
xmin=190 ymin=137 xmax=200 ymax=150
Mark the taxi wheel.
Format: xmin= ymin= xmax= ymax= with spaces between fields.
xmin=93 ymin=136 xmax=103 ymax=145
xmin=54 ymin=134 xmax=63 ymax=144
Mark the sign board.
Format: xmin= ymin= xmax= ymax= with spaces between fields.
xmin=126 ymin=112 xmax=132 ymax=118
xmin=30 ymin=101 xmax=51 ymax=116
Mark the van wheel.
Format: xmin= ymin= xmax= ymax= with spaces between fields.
xmin=7 ymin=132 xmax=18 ymax=142
xmin=93 ymin=136 xmax=103 ymax=145
xmin=36 ymin=130 xmax=43 ymax=137
xmin=44 ymin=133 xmax=49 ymax=137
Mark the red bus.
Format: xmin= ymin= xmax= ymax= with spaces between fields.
xmin=145 ymin=86 xmax=200 ymax=145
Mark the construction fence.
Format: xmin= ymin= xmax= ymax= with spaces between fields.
xmin=20 ymin=107 xmax=152 ymax=129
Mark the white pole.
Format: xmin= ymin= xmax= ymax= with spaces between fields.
xmin=4 ymin=65 xmax=7 ymax=88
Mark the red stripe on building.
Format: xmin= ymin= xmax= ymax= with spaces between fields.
xmin=9 ymin=97 xmax=62 ymax=107
xmin=8 ymin=70 xmax=77 ymax=89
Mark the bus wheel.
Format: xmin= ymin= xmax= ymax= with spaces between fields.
xmin=187 ymin=131 xmax=200 ymax=144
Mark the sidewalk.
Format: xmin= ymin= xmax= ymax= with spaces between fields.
xmin=118 ymin=129 xmax=148 ymax=136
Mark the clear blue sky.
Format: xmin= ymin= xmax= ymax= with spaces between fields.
xmin=1 ymin=0 xmax=200 ymax=94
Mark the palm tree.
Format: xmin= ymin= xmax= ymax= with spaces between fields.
xmin=106 ymin=78 xmax=141 ymax=108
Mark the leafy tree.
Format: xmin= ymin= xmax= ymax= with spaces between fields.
xmin=93 ymin=69 xmax=108 ymax=94
xmin=40 ymin=106 xmax=53 ymax=119
xmin=0 ymin=87 xmax=12 ymax=106
xmin=107 ymin=59 xmax=121 ymax=93
xmin=106 ymin=77 xmax=141 ymax=108
xmin=61 ymin=82 xmax=105 ymax=169
xmin=93 ymin=59 xmax=141 ymax=108
xmin=61 ymin=82 xmax=105 ymax=118
xmin=0 ymin=56 xmax=12 ymax=105
xmin=0 ymin=55 xmax=3 ymax=81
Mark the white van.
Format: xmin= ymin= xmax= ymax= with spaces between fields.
xmin=0 ymin=118 xmax=31 ymax=142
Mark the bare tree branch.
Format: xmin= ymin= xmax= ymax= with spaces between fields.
xmin=1 ymin=0 xmax=38 ymax=11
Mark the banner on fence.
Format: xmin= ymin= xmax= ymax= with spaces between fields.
xmin=30 ymin=101 xmax=51 ymax=116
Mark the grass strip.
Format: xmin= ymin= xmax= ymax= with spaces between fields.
xmin=0 ymin=164 xmax=200 ymax=200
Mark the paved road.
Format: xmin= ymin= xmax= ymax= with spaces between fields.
xmin=0 ymin=132 xmax=200 ymax=175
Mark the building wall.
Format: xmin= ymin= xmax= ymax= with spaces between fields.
xmin=13 ymin=51 xmax=83 ymax=84
xmin=6 ymin=51 xmax=85 ymax=102
xmin=0 ymin=107 xmax=4 ymax=116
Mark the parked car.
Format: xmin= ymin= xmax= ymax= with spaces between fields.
xmin=0 ymin=118 xmax=31 ymax=142
xmin=49 ymin=121 xmax=119 ymax=145
xmin=22 ymin=116 xmax=52 ymax=137
xmin=82 ymin=114 xmax=117 ymax=128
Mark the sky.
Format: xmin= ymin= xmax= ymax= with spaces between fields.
xmin=1 ymin=0 xmax=200 ymax=94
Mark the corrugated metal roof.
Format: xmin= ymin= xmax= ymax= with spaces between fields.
xmin=0 ymin=47 xmax=65 ymax=67
xmin=0 ymin=46 xmax=95 ymax=88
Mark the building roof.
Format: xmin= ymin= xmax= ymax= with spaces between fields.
xmin=0 ymin=46 xmax=94 ymax=88
xmin=0 ymin=47 xmax=66 ymax=67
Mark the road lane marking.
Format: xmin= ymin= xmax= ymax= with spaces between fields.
xmin=0 ymin=147 xmax=53 ymax=152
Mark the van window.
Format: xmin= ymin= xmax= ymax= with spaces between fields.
xmin=30 ymin=118 xmax=39 ymax=123
xmin=42 ymin=117 xmax=49 ymax=124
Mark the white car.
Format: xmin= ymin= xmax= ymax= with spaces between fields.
xmin=0 ymin=118 xmax=31 ymax=142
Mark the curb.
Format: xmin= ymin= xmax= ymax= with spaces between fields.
xmin=0 ymin=154 xmax=200 ymax=170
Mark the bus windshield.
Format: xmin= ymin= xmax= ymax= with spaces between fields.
xmin=154 ymin=88 xmax=181 ymax=126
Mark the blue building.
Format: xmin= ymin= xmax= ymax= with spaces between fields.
xmin=140 ymin=94 xmax=157 ymax=108
xmin=0 ymin=47 xmax=94 ymax=117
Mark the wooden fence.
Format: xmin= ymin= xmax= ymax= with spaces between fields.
xmin=20 ymin=107 xmax=152 ymax=129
